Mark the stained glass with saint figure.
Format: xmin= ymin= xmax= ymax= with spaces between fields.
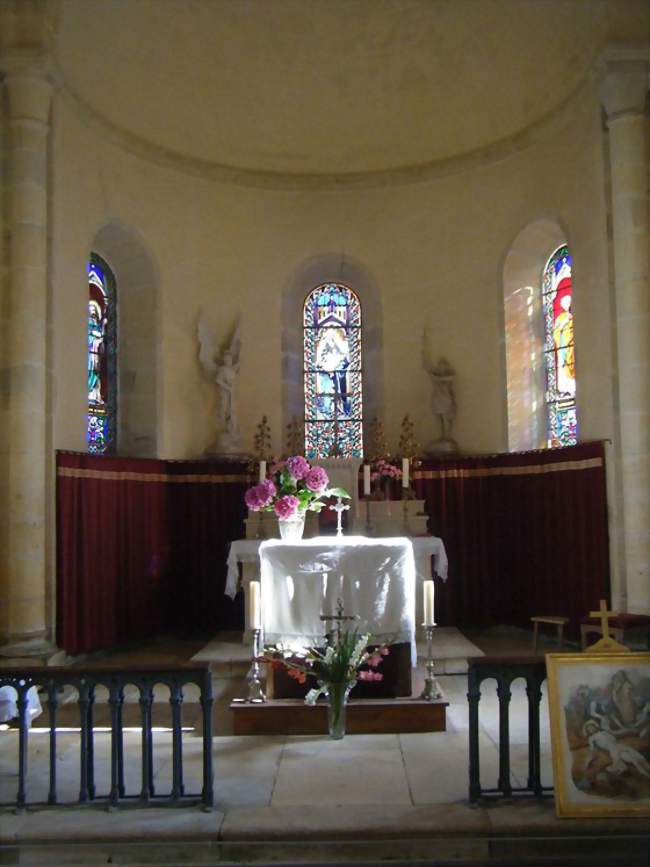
xmin=87 ymin=254 xmax=117 ymax=454
xmin=543 ymin=245 xmax=578 ymax=447
xmin=304 ymin=283 xmax=362 ymax=458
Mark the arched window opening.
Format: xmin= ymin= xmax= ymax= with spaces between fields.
xmin=543 ymin=245 xmax=578 ymax=447
xmin=87 ymin=254 xmax=117 ymax=454
xmin=303 ymin=283 xmax=363 ymax=459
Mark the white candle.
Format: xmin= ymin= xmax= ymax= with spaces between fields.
xmin=363 ymin=464 xmax=371 ymax=496
xmin=402 ymin=458 xmax=409 ymax=488
xmin=423 ymin=580 xmax=435 ymax=626
xmin=249 ymin=581 xmax=261 ymax=630
xmin=259 ymin=460 xmax=266 ymax=482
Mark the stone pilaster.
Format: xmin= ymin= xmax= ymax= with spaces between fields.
xmin=0 ymin=57 xmax=54 ymax=655
xmin=600 ymin=52 xmax=650 ymax=613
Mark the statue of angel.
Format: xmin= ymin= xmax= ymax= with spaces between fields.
xmin=422 ymin=330 xmax=458 ymax=453
xmin=197 ymin=313 xmax=242 ymax=451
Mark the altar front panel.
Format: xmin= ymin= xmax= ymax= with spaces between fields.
xmin=259 ymin=536 xmax=416 ymax=663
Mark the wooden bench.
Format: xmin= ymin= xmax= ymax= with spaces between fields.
xmin=580 ymin=612 xmax=650 ymax=649
xmin=530 ymin=616 xmax=569 ymax=652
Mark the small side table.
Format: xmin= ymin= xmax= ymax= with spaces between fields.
xmin=531 ymin=616 xmax=569 ymax=652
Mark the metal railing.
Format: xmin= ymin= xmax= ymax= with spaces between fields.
xmin=467 ymin=656 xmax=552 ymax=803
xmin=0 ymin=664 xmax=214 ymax=811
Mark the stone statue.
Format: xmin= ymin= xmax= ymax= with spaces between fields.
xmin=422 ymin=331 xmax=458 ymax=454
xmin=429 ymin=357 xmax=456 ymax=440
xmin=197 ymin=313 xmax=243 ymax=455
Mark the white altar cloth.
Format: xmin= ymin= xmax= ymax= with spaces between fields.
xmin=225 ymin=534 xmax=448 ymax=600
xmin=258 ymin=536 xmax=417 ymax=664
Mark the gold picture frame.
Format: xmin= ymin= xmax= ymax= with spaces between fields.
xmin=547 ymin=652 xmax=650 ymax=818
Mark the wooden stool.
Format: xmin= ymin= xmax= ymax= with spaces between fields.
xmin=531 ymin=616 xmax=569 ymax=652
xmin=580 ymin=613 xmax=650 ymax=650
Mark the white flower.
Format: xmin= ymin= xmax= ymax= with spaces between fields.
xmin=305 ymin=687 xmax=324 ymax=706
xmin=349 ymin=634 xmax=370 ymax=668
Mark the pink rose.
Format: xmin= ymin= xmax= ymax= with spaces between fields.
xmin=258 ymin=479 xmax=276 ymax=506
xmin=305 ymin=466 xmax=329 ymax=492
xmin=358 ymin=670 xmax=383 ymax=682
xmin=274 ymin=495 xmax=300 ymax=520
xmin=286 ymin=456 xmax=311 ymax=480
xmin=244 ymin=486 xmax=262 ymax=511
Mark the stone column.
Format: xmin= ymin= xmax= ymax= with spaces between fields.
xmin=600 ymin=55 xmax=650 ymax=614
xmin=0 ymin=58 xmax=54 ymax=655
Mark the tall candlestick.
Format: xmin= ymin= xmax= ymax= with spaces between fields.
xmin=249 ymin=580 xmax=261 ymax=630
xmin=363 ymin=464 xmax=371 ymax=496
xmin=259 ymin=460 xmax=266 ymax=483
xmin=423 ymin=580 xmax=435 ymax=626
xmin=402 ymin=458 xmax=409 ymax=488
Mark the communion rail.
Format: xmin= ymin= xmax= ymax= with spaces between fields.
xmin=0 ymin=663 xmax=214 ymax=811
xmin=467 ymin=656 xmax=552 ymax=803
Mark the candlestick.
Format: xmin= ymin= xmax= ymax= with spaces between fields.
xmin=419 ymin=624 xmax=442 ymax=701
xmin=249 ymin=580 xmax=261 ymax=630
xmin=259 ymin=460 xmax=266 ymax=483
xmin=363 ymin=464 xmax=371 ymax=496
xmin=402 ymin=457 xmax=409 ymax=488
xmin=246 ymin=628 xmax=266 ymax=703
xmin=423 ymin=580 xmax=435 ymax=626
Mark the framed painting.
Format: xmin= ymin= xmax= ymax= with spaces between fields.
xmin=547 ymin=652 xmax=650 ymax=817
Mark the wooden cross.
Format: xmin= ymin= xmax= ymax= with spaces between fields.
xmin=329 ymin=496 xmax=350 ymax=537
xmin=589 ymin=599 xmax=617 ymax=642
xmin=320 ymin=597 xmax=359 ymax=642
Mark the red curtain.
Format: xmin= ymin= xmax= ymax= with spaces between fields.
xmin=413 ymin=441 xmax=610 ymax=637
xmin=56 ymin=452 xmax=250 ymax=654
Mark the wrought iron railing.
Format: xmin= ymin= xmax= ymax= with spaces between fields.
xmin=467 ymin=656 xmax=552 ymax=803
xmin=0 ymin=664 xmax=214 ymax=811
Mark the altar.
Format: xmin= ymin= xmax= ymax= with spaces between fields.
xmin=259 ymin=536 xmax=418 ymax=663
xmin=226 ymin=534 xmax=448 ymax=638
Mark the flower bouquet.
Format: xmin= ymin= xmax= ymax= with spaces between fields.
xmin=244 ymin=456 xmax=350 ymax=538
xmin=262 ymin=628 xmax=389 ymax=738
xmin=371 ymin=458 xmax=402 ymax=499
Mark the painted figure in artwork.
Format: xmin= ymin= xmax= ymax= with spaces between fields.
xmin=88 ymin=299 xmax=105 ymax=406
xmin=553 ymin=293 xmax=575 ymax=396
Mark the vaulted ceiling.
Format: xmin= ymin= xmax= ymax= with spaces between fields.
xmin=54 ymin=0 xmax=645 ymax=176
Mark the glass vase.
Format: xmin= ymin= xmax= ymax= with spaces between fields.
xmin=326 ymin=682 xmax=353 ymax=740
xmin=277 ymin=512 xmax=305 ymax=541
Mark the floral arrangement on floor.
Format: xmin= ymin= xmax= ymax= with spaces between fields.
xmin=244 ymin=455 xmax=350 ymax=519
xmin=371 ymin=458 xmax=402 ymax=484
xmin=262 ymin=628 xmax=389 ymax=704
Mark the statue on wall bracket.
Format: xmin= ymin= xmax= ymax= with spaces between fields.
xmin=422 ymin=330 xmax=458 ymax=455
xmin=198 ymin=312 xmax=248 ymax=459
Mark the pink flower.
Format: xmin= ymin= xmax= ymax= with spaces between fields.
xmin=258 ymin=479 xmax=276 ymax=506
xmin=274 ymin=495 xmax=300 ymax=520
xmin=244 ymin=485 xmax=263 ymax=511
xmin=367 ymin=653 xmax=383 ymax=668
xmin=305 ymin=466 xmax=329 ymax=492
xmin=270 ymin=459 xmax=286 ymax=476
xmin=286 ymin=455 xmax=311 ymax=480
xmin=380 ymin=646 xmax=390 ymax=656
xmin=358 ymin=670 xmax=383 ymax=681
xmin=245 ymin=480 xmax=276 ymax=511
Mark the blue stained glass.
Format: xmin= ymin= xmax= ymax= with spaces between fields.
xmin=542 ymin=245 xmax=578 ymax=447
xmin=303 ymin=283 xmax=362 ymax=458
xmin=87 ymin=254 xmax=117 ymax=454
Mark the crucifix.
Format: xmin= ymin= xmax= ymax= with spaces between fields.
xmin=329 ymin=496 xmax=350 ymax=537
xmin=584 ymin=598 xmax=629 ymax=654
xmin=320 ymin=597 xmax=359 ymax=643
xmin=589 ymin=599 xmax=617 ymax=642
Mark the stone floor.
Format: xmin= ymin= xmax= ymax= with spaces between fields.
xmin=1 ymin=628 xmax=648 ymax=864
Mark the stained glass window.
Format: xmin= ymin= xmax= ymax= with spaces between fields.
xmin=87 ymin=254 xmax=117 ymax=454
xmin=542 ymin=245 xmax=577 ymax=447
xmin=303 ymin=283 xmax=363 ymax=459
